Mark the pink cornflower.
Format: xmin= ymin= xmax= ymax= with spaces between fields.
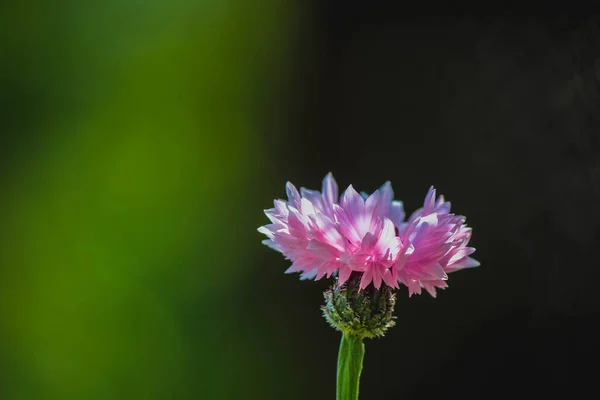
xmin=258 ymin=173 xmax=478 ymax=296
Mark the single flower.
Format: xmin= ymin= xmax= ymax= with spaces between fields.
xmin=258 ymin=173 xmax=478 ymax=296
xmin=258 ymin=173 xmax=480 ymax=400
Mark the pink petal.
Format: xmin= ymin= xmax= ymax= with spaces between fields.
xmin=372 ymin=267 xmax=383 ymax=289
xmin=338 ymin=266 xmax=353 ymax=286
xmin=262 ymin=239 xmax=282 ymax=252
xmin=299 ymin=268 xmax=318 ymax=280
xmin=361 ymin=232 xmax=378 ymax=252
xmin=286 ymin=207 xmax=308 ymax=236
xmin=300 ymin=187 xmax=325 ymax=214
xmin=322 ymin=173 xmax=339 ymax=205
xmin=445 ymin=256 xmax=480 ymax=272
xmin=340 ymin=185 xmax=365 ymax=225
xmin=379 ymin=181 xmax=394 ymax=207
xmin=388 ymin=200 xmax=406 ymax=226
xmin=381 ymin=268 xmax=397 ymax=288
xmin=300 ymin=197 xmax=317 ymax=216
xmin=364 ymin=190 xmax=381 ymax=225
xmin=407 ymin=278 xmax=422 ymax=297
xmin=333 ymin=204 xmax=362 ymax=245
xmin=447 ymin=247 xmax=476 ymax=265
xmin=313 ymin=213 xmax=346 ymax=252
xmin=286 ymin=182 xmax=301 ymax=209
xmin=307 ymin=240 xmax=340 ymax=260
xmin=359 ymin=268 xmax=374 ymax=290
xmin=423 ymin=186 xmax=436 ymax=214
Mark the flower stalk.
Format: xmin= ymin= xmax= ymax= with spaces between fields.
xmin=336 ymin=332 xmax=365 ymax=400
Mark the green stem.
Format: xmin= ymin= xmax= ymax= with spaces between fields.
xmin=336 ymin=332 xmax=365 ymax=400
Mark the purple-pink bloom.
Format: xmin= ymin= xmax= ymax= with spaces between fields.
xmin=258 ymin=174 xmax=478 ymax=296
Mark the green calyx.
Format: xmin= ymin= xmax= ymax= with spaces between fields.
xmin=322 ymin=274 xmax=396 ymax=339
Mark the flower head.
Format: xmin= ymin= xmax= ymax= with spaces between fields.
xmin=258 ymin=174 xmax=478 ymax=296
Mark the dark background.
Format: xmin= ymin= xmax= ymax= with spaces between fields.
xmin=267 ymin=7 xmax=600 ymax=399
xmin=1 ymin=2 xmax=599 ymax=399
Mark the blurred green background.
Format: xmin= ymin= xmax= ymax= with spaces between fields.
xmin=0 ymin=1 xmax=314 ymax=398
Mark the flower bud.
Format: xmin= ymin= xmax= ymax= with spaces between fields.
xmin=322 ymin=273 xmax=396 ymax=339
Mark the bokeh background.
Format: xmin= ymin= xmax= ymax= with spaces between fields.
xmin=1 ymin=2 xmax=599 ymax=399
